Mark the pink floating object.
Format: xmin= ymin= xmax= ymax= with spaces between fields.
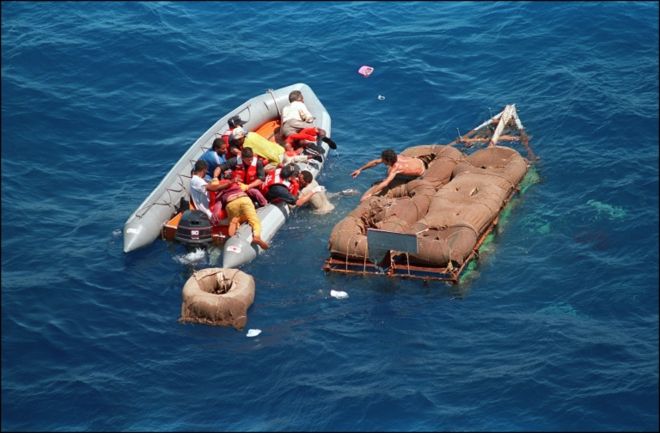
xmin=358 ymin=65 xmax=374 ymax=78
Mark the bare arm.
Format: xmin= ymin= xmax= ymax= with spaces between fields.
xmin=351 ymin=158 xmax=383 ymax=178
xmin=246 ymin=179 xmax=263 ymax=190
xmin=206 ymin=179 xmax=232 ymax=192
xmin=295 ymin=191 xmax=314 ymax=207
xmin=360 ymin=168 xmax=399 ymax=202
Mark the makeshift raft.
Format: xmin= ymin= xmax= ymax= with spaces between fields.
xmin=323 ymin=104 xmax=537 ymax=284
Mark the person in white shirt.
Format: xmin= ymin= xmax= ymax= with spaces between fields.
xmin=189 ymin=160 xmax=226 ymax=224
xmin=295 ymin=170 xmax=335 ymax=215
xmin=281 ymin=90 xmax=315 ymax=138
xmin=280 ymin=90 xmax=337 ymax=151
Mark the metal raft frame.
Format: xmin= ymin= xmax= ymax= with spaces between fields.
xmin=322 ymin=104 xmax=537 ymax=285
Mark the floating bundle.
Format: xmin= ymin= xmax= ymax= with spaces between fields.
xmin=180 ymin=268 xmax=255 ymax=330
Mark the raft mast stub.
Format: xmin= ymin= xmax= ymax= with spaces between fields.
xmin=323 ymin=104 xmax=537 ymax=285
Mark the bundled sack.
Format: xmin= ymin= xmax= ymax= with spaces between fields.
xmin=180 ymin=268 xmax=255 ymax=330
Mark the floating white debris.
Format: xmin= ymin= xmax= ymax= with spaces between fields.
xmin=377 ymin=94 xmax=385 ymax=100
xmin=330 ymin=290 xmax=349 ymax=299
xmin=246 ymin=329 xmax=262 ymax=338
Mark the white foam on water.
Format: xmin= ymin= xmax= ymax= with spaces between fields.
xmin=174 ymin=248 xmax=207 ymax=265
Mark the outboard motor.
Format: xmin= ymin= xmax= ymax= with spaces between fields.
xmin=175 ymin=210 xmax=212 ymax=248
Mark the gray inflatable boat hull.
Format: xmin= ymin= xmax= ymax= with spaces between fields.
xmin=123 ymin=83 xmax=331 ymax=254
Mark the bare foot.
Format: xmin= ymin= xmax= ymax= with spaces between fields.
xmin=228 ymin=217 xmax=240 ymax=236
xmin=252 ymin=236 xmax=270 ymax=250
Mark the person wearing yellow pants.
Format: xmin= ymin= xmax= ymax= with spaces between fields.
xmin=217 ymin=181 xmax=270 ymax=250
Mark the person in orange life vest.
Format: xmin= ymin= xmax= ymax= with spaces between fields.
xmin=282 ymin=140 xmax=316 ymax=165
xmin=286 ymin=126 xmax=337 ymax=154
xmin=261 ymin=164 xmax=299 ymax=205
xmin=288 ymin=164 xmax=301 ymax=197
xmin=223 ymin=114 xmax=247 ymax=156
xmin=214 ymin=178 xmax=270 ymax=250
xmin=189 ymin=159 xmax=228 ymax=225
xmin=219 ymin=147 xmax=268 ymax=208
xmin=285 ymin=127 xmax=326 ymax=163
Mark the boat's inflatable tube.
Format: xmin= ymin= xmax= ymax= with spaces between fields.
xmin=179 ymin=267 xmax=255 ymax=330
xmin=222 ymin=202 xmax=289 ymax=268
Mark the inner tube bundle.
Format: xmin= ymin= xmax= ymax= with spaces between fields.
xmin=179 ymin=268 xmax=255 ymax=330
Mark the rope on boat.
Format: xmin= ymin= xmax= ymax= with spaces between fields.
xmin=267 ymin=89 xmax=281 ymax=119
xmin=134 ymin=162 xmax=195 ymax=218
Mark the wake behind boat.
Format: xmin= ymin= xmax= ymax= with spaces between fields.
xmin=123 ymin=83 xmax=332 ymax=268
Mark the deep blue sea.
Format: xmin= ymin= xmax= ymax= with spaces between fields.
xmin=2 ymin=2 xmax=658 ymax=431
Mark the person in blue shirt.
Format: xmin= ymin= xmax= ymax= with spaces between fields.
xmin=200 ymin=138 xmax=228 ymax=181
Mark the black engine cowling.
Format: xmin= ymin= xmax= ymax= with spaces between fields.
xmin=175 ymin=210 xmax=212 ymax=247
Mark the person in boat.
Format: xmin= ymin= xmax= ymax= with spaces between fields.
xmin=189 ymin=159 xmax=231 ymax=225
xmin=214 ymin=179 xmax=270 ymax=250
xmin=295 ymin=170 xmax=335 ymax=214
xmin=282 ymin=140 xmax=317 ymax=165
xmin=230 ymin=126 xmax=284 ymax=171
xmin=261 ymin=164 xmax=299 ymax=206
xmin=285 ymin=127 xmax=332 ymax=161
xmin=351 ymin=149 xmax=433 ymax=202
xmin=223 ymin=115 xmax=247 ymax=154
xmin=280 ymin=90 xmax=337 ymax=150
xmin=219 ymin=147 xmax=268 ymax=208
xmin=200 ymin=137 xmax=228 ymax=181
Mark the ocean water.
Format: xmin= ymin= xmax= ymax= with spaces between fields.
xmin=2 ymin=2 xmax=658 ymax=431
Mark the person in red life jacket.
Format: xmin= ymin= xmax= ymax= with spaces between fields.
xmin=282 ymin=140 xmax=315 ymax=165
xmin=189 ymin=160 xmax=228 ymax=225
xmin=219 ymin=147 xmax=268 ymax=208
xmin=215 ymin=179 xmax=270 ymax=250
xmin=285 ymin=127 xmax=326 ymax=162
xmin=261 ymin=164 xmax=300 ymax=205
xmin=286 ymin=127 xmax=337 ymax=152
xmin=224 ymin=115 xmax=247 ymax=156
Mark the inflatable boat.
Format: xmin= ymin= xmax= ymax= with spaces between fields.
xmin=123 ymin=83 xmax=332 ymax=269
xmin=323 ymin=104 xmax=537 ymax=284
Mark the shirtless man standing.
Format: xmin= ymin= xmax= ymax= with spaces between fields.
xmin=351 ymin=149 xmax=426 ymax=202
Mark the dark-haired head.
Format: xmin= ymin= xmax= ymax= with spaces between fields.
xmin=241 ymin=147 xmax=253 ymax=160
xmin=280 ymin=164 xmax=296 ymax=179
xmin=212 ymin=138 xmax=225 ymax=151
xmin=300 ymin=170 xmax=313 ymax=184
xmin=381 ymin=149 xmax=397 ymax=166
xmin=193 ymin=159 xmax=208 ymax=174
